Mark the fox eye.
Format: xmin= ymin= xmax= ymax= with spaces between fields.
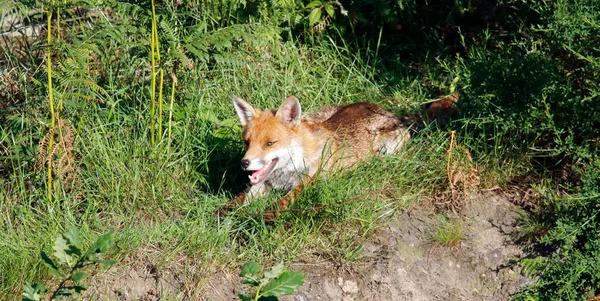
xmin=243 ymin=139 xmax=249 ymax=147
xmin=264 ymin=141 xmax=276 ymax=147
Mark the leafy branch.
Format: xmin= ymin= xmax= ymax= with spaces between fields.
xmin=23 ymin=229 xmax=117 ymax=301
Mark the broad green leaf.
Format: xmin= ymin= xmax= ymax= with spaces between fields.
xmin=308 ymin=8 xmax=322 ymax=26
xmin=71 ymin=272 xmax=84 ymax=283
xmin=22 ymin=283 xmax=36 ymax=300
xmin=324 ymin=4 xmax=335 ymax=17
xmin=40 ymin=251 xmax=63 ymax=279
xmin=262 ymin=271 xmax=304 ymax=297
xmin=65 ymin=229 xmax=82 ymax=257
xmin=96 ymin=231 xmax=115 ymax=253
xmin=65 ymin=228 xmax=81 ymax=248
xmin=240 ymin=261 xmax=261 ymax=278
xmin=54 ymin=287 xmax=73 ymax=300
xmin=53 ymin=235 xmax=74 ymax=266
xmin=242 ymin=278 xmax=260 ymax=286
xmin=257 ymin=296 xmax=278 ymax=301
xmin=101 ymin=260 xmax=118 ymax=269
xmin=305 ymin=0 xmax=321 ymax=8
xmin=22 ymin=282 xmax=46 ymax=301
xmin=56 ymin=288 xmax=73 ymax=296
xmin=219 ymin=118 xmax=239 ymax=128
xmin=240 ymin=261 xmax=261 ymax=286
xmin=73 ymin=285 xmax=86 ymax=293
xmin=85 ymin=231 xmax=114 ymax=257
xmin=55 ymin=287 xmax=75 ymax=299
xmin=263 ymin=262 xmax=284 ymax=281
xmin=213 ymin=127 xmax=233 ymax=139
xmin=68 ymin=244 xmax=82 ymax=257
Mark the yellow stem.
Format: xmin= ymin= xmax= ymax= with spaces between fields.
xmin=149 ymin=0 xmax=161 ymax=147
xmin=152 ymin=1 xmax=160 ymax=62
xmin=158 ymin=68 xmax=164 ymax=142
xmin=57 ymin=8 xmax=60 ymax=40
xmin=46 ymin=9 xmax=55 ymax=202
xmin=150 ymin=1 xmax=156 ymax=147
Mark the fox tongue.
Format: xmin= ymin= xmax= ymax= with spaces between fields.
xmin=250 ymin=161 xmax=273 ymax=184
xmin=250 ymin=170 xmax=264 ymax=184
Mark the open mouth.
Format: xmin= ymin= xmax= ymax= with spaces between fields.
xmin=248 ymin=158 xmax=278 ymax=185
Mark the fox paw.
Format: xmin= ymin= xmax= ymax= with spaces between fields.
xmin=261 ymin=210 xmax=281 ymax=222
xmin=216 ymin=193 xmax=247 ymax=216
xmin=215 ymin=200 xmax=241 ymax=216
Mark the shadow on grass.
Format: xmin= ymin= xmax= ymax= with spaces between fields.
xmin=200 ymin=135 xmax=248 ymax=197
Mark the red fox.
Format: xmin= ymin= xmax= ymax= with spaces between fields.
xmin=224 ymin=94 xmax=458 ymax=219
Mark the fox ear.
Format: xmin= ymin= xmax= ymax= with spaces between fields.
xmin=233 ymin=96 xmax=256 ymax=126
xmin=276 ymin=95 xmax=302 ymax=127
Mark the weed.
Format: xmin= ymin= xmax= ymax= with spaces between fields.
xmin=431 ymin=216 xmax=464 ymax=247
xmin=44 ymin=1 xmax=56 ymax=202
xmin=237 ymin=261 xmax=304 ymax=301
xmin=22 ymin=229 xmax=116 ymax=301
xmin=441 ymin=130 xmax=479 ymax=212
xmin=149 ymin=0 xmax=163 ymax=146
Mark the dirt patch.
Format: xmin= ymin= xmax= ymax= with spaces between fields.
xmin=277 ymin=192 xmax=529 ymax=301
xmin=88 ymin=192 xmax=530 ymax=300
xmin=86 ymin=260 xmax=184 ymax=300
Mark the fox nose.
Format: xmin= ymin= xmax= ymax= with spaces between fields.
xmin=241 ymin=159 xmax=250 ymax=169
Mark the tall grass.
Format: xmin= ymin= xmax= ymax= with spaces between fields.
xmin=149 ymin=0 xmax=163 ymax=146
xmin=45 ymin=6 xmax=55 ymax=202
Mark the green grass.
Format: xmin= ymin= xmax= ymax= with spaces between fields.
xmin=2 ymin=0 xmax=600 ymax=299
xmin=0 ymin=17 xmax=450 ymax=298
xmin=431 ymin=216 xmax=465 ymax=247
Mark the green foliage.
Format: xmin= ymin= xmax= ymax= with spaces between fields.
xmin=321 ymin=0 xmax=599 ymax=297
xmin=444 ymin=1 xmax=600 ymax=162
xmin=2 ymin=0 xmax=600 ymax=299
xmin=435 ymin=1 xmax=600 ymax=297
xmin=22 ymin=229 xmax=116 ymax=301
xmin=305 ymin=0 xmax=339 ymax=26
xmin=238 ymin=261 xmax=304 ymax=301
xmin=512 ymin=160 xmax=600 ymax=300
xmin=431 ymin=216 xmax=464 ymax=247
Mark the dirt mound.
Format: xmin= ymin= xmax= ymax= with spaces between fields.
xmin=279 ymin=193 xmax=529 ymax=301
xmin=88 ymin=193 xmax=530 ymax=300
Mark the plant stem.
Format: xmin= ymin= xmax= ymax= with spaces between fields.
xmin=254 ymin=286 xmax=261 ymax=301
xmin=49 ymin=252 xmax=87 ymax=299
xmin=46 ymin=8 xmax=55 ymax=203
xmin=57 ymin=7 xmax=61 ymax=40
xmin=150 ymin=0 xmax=157 ymax=147
xmin=158 ymin=68 xmax=164 ymax=142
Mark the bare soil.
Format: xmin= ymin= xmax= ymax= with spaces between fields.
xmin=87 ymin=192 xmax=531 ymax=300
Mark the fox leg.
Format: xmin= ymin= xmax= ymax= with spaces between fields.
xmin=245 ymin=183 xmax=269 ymax=204
xmin=263 ymin=176 xmax=312 ymax=220
xmin=219 ymin=183 xmax=268 ymax=215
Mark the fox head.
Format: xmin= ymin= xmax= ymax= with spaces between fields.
xmin=232 ymin=95 xmax=305 ymax=185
